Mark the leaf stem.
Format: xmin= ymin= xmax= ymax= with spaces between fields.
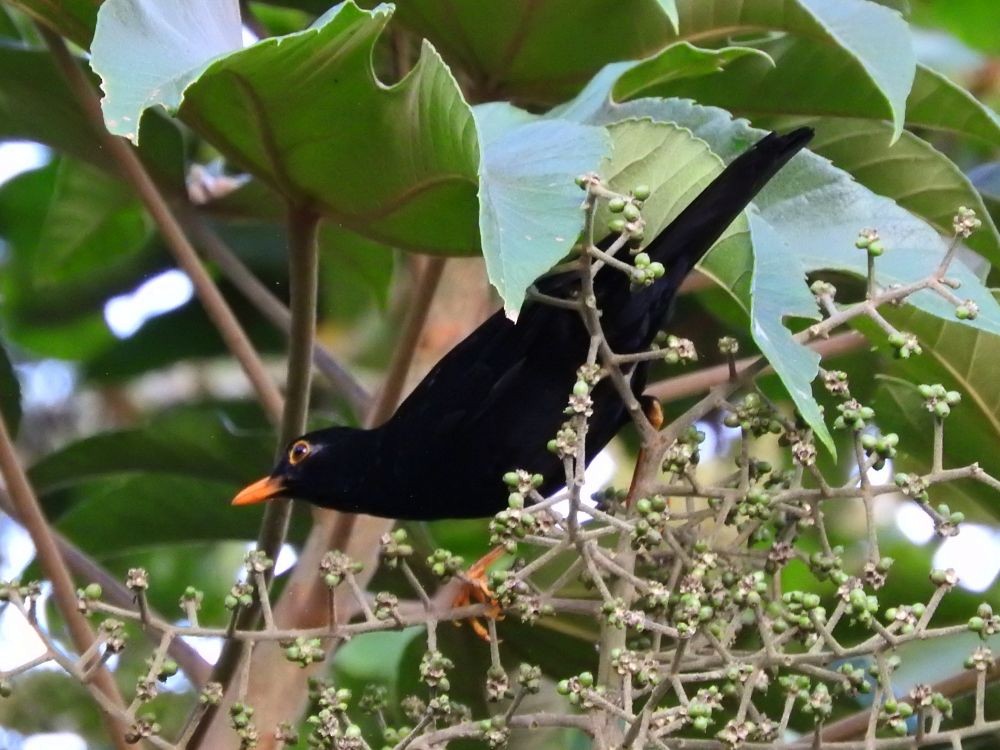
xmin=187 ymin=205 xmax=321 ymax=748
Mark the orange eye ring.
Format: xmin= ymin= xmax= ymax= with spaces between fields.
xmin=288 ymin=440 xmax=311 ymax=465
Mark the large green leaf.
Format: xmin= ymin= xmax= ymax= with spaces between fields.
xmin=92 ymin=0 xmax=611 ymax=312
xmin=0 ymin=338 xmax=21 ymax=436
xmin=757 ymin=115 xmax=1000 ymax=266
xmin=6 ymin=0 xmax=101 ymax=48
xmin=474 ymin=104 xmax=609 ymax=312
xmin=92 ymin=0 xmax=482 ymax=254
xmin=872 ymin=297 xmax=1000 ymax=517
xmin=662 ymin=0 xmax=915 ymax=141
xmin=0 ymin=42 xmax=106 ymax=167
xmin=92 ymin=0 xmax=243 ymax=140
xmin=557 ymin=75 xmax=1000 ymax=452
xmin=387 ymin=0 xmax=679 ymax=103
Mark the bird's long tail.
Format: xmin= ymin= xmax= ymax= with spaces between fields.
xmin=604 ymin=127 xmax=813 ymax=348
xmin=646 ymin=127 xmax=813 ymax=282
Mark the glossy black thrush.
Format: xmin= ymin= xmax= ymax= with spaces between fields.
xmin=233 ymin=128 xmax=813 ymax=519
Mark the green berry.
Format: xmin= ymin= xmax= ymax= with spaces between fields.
xmin=608 ymin=197 xmax=626 ymax=213
xmin=633 ymin=185 xmax=651 ymax=201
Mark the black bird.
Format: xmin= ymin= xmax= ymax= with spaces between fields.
xmin=233 ymin=129 xmax=813 ymax=519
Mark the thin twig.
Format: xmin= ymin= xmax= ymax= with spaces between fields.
xmin=0 ymin=413 xmax=131 ymax=748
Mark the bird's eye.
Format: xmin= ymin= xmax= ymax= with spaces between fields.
xmin=288 ymin=440 xmax=311 ymax=465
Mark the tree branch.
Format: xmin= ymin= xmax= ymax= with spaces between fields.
xmin=187 ymin=206 xmax=322 ymax=748
xmin=39 ymin=25 xmax=284 ymax=425
xmin=181 ymin=210 xmax=372 ymax=417
xmin=0 ymin=414 xmax=131 ymax=749
xmin=645 ymin=331 xmax=867 ymax=404
xmin=194 ymin=257 xmax=448 ymax=749
xmin=0 ymin=488 xmax=212 ymax=686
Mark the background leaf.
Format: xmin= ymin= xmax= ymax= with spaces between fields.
xmin=0 ymin=339 xmax=21 ymax=436
xmin=7 ymin=0 xmax=101 ymax=48
xmin=387 ymin=0 xmax=679 ymax=103
xmin=92 ymin=1 xmax=483 ymax=255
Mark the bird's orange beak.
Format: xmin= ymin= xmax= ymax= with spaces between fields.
xmin=231 ymin=476 xmax=285 ymax=506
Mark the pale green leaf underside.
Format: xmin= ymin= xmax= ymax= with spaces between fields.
xmin=757 ymin=114 xmax=1000 ymax=266
xmin=91 ymin=0 xmax=612 ymax=311
xmin=556 ymin=66 xmax=1000 ymax=452
xmin=474 ymin=105 xmax=610 ymax=314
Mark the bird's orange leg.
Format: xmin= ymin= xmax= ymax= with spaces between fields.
xmin=452 ymin=545 xmax=506 ymax=641
xmin=626 ymin=396 xmax=665 ymax=503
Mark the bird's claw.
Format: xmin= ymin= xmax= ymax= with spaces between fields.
xmin=452 ymin=546 xmax=505 ymax=641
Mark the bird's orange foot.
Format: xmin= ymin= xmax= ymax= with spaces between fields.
xmin=452 ymin=545 xmax=506 ymax=641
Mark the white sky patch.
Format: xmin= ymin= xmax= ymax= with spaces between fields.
xmin=24 ymin=733 xmax=87 ymax=750
xmin=0 ymin=518 xmax=35 ymax=580
xmin=551 ymin=448 xmax=616 ymax=518
xmin=15 ymin=360 xmax=77 ymax=409
xmin=0 ymin=592 xmax=50 ymax=671
xmin=895 ymin=502 xmax=935 ymax=545
xmin=933 ymin=524 xmax=1000 ymax=593
xmin=182 ymin=635 xmax=223 ymax=665
xmin=275 ymin=543 xmax=298 ymax=576
xmin=0 ymin=141 xmax=49 ymax=186
xmin=103 ymin=269 xmax=194 ymax=338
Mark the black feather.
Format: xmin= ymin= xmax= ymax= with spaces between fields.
xmin=252 ymin=129 xmax=814 ymax=520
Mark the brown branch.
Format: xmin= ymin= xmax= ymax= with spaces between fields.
xmin=645 ymin=331 xmax=867 ymax=404
xmin=367 ymin=257 xmax=447 ymax=427
xmin=181 ymin=211 xmax=372 ymax=417
xmin=186 ymin=206 xmax=322 ymax=747
xmin=0 ymin=415 xmax=131 ymax=749
xmin=194 ymin=257 xmax=448 ymax=748
xmin=0 ymin=488 xmax=211 ymax=687
xmin=820 ymin=659 xmax=1000 ymax=743
xmin=39 ymin=25 xmax=284 ymax=425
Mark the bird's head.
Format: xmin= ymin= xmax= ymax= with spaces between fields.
xmin=231 ymin=427 xmax=368 ymax=507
